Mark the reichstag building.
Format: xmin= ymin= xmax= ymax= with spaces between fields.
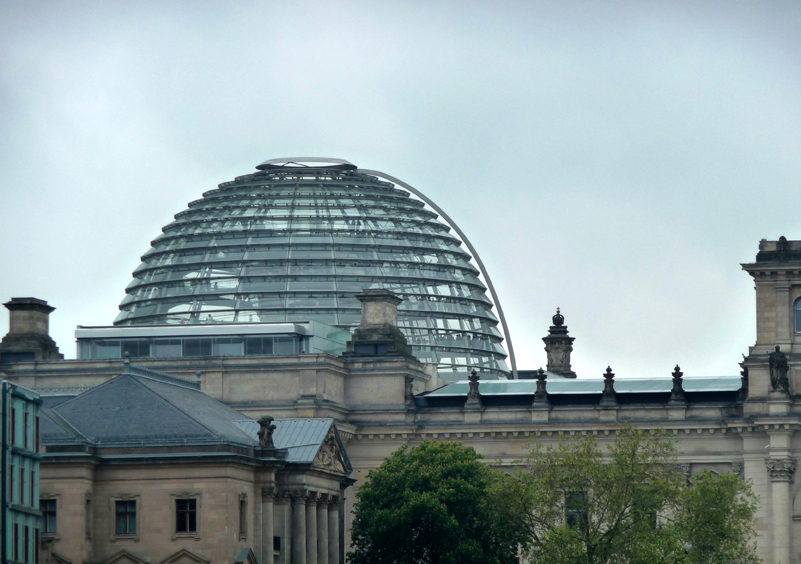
xmin=1 ymin=158 xmax=800 ymax=564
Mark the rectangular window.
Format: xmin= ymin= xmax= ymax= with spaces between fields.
xmin=35 ymin=529 xmax=39 ymax=564
xmin=566 ymin=492 xmax=588 ymax=532
xmin=115 ymin=500 xmax=137 ymax=534
xmin=40 ymin=499 xmax=57 ymax=533
xmin=29 ymin=470 xmax=34 ymax=507
xmin=24 ymin=525 xmax=29 ymax=563
xmin=239 ymin=495 xmax=247 ymax=539
xmin=176 ymin=499 xmax=197 ymax=533
xmin=14 ymin=523 xmax=19 ymax=561
xmin=11 ymin=407 xmax=16 ymax=446
xmin=20 ymin=466 xmax=25 ymax=505
xmin=23 ymin=412 xmax=29 ymax=449
xmin=35 ymin=416 xmax=40 ymax=452
xmin=9 ymin=464 xmax=14 ymax=502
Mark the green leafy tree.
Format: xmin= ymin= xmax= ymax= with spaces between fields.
xmin=348 ymin=440 xmax=519 ymax=564
xmin=492 ymin=427 xmax=759 ymax=564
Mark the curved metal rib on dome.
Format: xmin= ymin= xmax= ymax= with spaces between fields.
xmin=359 ymin=168 xmax=518 ymax=379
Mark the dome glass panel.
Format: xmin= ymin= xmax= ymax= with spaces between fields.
xmin=116 ymin=160 xmax=509 ymax=380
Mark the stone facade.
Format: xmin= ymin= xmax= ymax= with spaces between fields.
xmin=2 ymin=238 xmax=801 ymax=564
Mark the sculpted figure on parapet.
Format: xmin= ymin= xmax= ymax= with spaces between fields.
xmin=769 ymin=345 xmax=790 ymax=394
xmin=257 ymin=415 xmax=277 ymax=448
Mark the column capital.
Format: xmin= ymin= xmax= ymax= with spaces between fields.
xmin=290 ymin=489 xmax=309 ymax=502
xmin=766 ymin=458 xmax=796 ymax=481
xmin=306 ymin=491 xmax=319 ymax=504
xmin=327 ymin=494 xmax=341 ymax=507
xmin=262 ymin=486 xmax=276 ymax=499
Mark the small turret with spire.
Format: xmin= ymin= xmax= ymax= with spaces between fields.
xmin=542 ymin=308 xmax=576 ymax=378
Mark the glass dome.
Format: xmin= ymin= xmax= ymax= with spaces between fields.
xmin=115 ymin=159 xmax=510 ymax=380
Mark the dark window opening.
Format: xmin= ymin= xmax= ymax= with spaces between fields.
xmin=176 ymin=498 xmax=197 ymax=533
xmin=795 ymin=298 xmax=801 ymax=333
xmin=40 ymin=499 xmax=57 ymax=533
xmin=239 ymin=495 xmax=247 ymax=539
xmin=115 ymin=500 xmax=137 ymax=535
xmin=273 ymin=537 xmax=281 ymax=552
xmin=0 ymin=352 xmax=35 ymax=363
xmin=566 ymin=492 xmax=588 ymax=532
xmin=354 ymin=343 xmax=389 ymax=355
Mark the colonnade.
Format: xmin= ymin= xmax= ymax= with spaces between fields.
xmin=260 ymin=488 xmax=342 ymax=564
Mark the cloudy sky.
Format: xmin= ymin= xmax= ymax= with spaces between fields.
xmin=1 ymin=1 xmax=799 ymax=378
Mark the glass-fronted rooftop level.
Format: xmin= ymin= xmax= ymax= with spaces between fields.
xmin=76 ymin=321 xmax=349 ymax=360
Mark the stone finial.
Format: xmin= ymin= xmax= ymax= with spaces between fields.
xmin=257 ymin=415 xmax=277 ymax=449
xmin=765 ymin=458 xmax=796 ymax=482
xmin=542 ymin=308 xmax=576 ymax=378
xmin=0 ymin=297 xmax=63 ymax=361
xmin=342 ymin=289 xmax=413 ymax=359
xmin=669 ymin=365 xmax=686 ymax=404
xmin=465 ymin=368 xmax=482 ymax=407
xmin=600 ymin=366 xmax=617 ymax=406
xmin=533 ymin=367 xmax=549 ymax=406
xmin=354 ymin=289 xmax=403 ymax=328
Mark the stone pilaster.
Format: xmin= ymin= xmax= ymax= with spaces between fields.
xmin=766 ymin=458 xmax=795 ymax=564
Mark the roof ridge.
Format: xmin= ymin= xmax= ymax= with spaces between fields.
xmin=42 ymin=406 xmax=90 ymax=442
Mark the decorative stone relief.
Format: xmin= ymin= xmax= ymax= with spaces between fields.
xmin=765 ymin=458 xmax=796 ymax=481
xmin=314 ymin=429 xmax=346 ymax=473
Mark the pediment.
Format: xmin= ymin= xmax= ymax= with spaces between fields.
xmin=313 ymin=427 xmax=348 ymax=473
xmin=101 ymin=550 xmax=149 ymax=564
xmin=52 ymin=552 xmax=73 ymax=564
xmin=161 ymin=549 xmax=209 ymax=564
xmin=234 ymin=547 xmax=257 ymax=564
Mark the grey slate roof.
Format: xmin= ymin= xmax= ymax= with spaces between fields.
xmin=45 ymin=373 xmax=257 ymax=447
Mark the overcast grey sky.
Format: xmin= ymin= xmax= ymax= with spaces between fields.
xmin=1 ymin=1 xmax=799 ymax=378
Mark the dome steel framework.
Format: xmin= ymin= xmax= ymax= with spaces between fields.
xmin=115 ymin=159 xmax=512 ymax=379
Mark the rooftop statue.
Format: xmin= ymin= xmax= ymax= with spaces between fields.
xmin=769 ymin=345 xmax=790 ymax=394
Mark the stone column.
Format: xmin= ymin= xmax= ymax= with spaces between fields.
xmin=292 ymin=492 xmax=307 ymax=564
xmin=278 ymin=492 xmax=292 ymax=564
xmin=328 ymin=496 xmax=340 ymax=564
xmin=306 ymin=493 xmax=318 ymax=564
xmin=766 ymin=458 xmax=795 ymax=564
xmin=317 ymin=495 xmax=329 ymax=564
xmin=262 ymin=488 xmax=275 ymax=564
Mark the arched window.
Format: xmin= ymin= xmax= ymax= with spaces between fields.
xmin=796 ymin=298 xmax=801 ymax=333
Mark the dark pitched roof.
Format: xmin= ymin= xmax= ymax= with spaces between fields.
xmin=48 ymin=373 xmax=256 ymax=447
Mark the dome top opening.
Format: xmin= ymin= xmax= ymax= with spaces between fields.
xmin=256 ymin=157 xmax=356 ymax=171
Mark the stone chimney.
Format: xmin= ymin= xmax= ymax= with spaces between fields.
xmin=0 ymin=298 xmax=64 ymax=362
xmin=342 ymin=289 xmax=414 ymax=358
xmin=543 ymin=308 xmax=576 ymax=378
